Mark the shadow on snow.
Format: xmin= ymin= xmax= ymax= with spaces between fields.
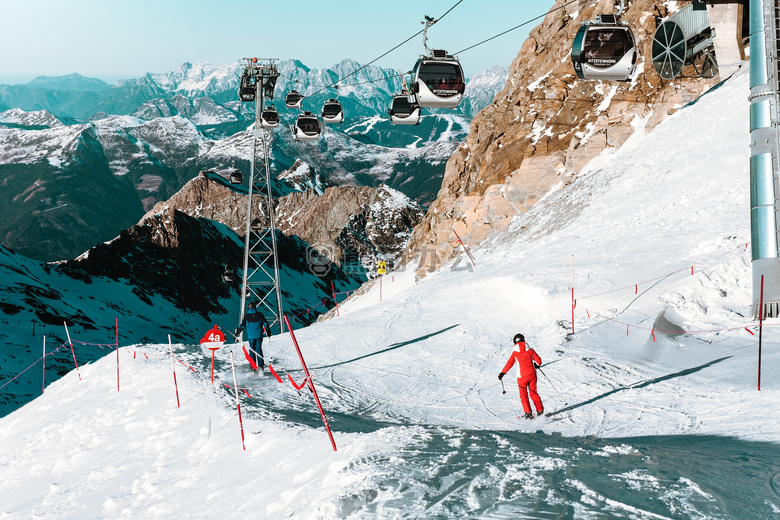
xmin=549 ymin=356 xmax=732 ymax=417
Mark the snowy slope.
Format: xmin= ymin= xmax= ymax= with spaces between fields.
xmin=1 ymin=67 xmax=779 ymax=518
xmin=306 ymin=66 xmax=775 ymax=439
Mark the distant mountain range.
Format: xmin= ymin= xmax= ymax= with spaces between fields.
xmin=0 ymin=109 xmax=456 ymax=260
xmin=26 ymin=73 xmax=111 ymax=93
xmin=0 ymin=60 xmax=508 ymax=124
xmin=0 ymin=59 xmax=508 ymax=261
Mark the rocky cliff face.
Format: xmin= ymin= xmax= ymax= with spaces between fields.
xmin=275 ymin=184 xmax=425 ymax=277
xmin=141 ymin=171 xmax=258 ymax=235
xmin=277 ymin=159 xmax=334 ymax=195
xmin=143 ymin=169 xmax=425 ymax=279
xmin=405 ymin=0 xmax=727 ymax=275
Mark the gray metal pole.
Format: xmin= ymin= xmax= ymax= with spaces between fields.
xmin=257 ymin=73 xmax=285 ymax=334
xmin=237 ymin=59 xmax=285 ymax=335
xmin=238 ymin=68 xmax=262 ymax=334
xmin=749 ymin=0 xmax=780 ymax=319
xmin=262 ymin=123 xmax=285 ymax=334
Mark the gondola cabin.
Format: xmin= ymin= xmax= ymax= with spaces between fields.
xmin=411 ymin=50 xmax=465 ymax=109
xmin=292 ymin=111 xmax=321 ymax=141
xmin=260 ymin=105 xmax=280 ymax=128
xmin=388 ymin=90 xmax=422 ymax=125
xmin=285 ymin=89 xmax=303 ymax=109
xmin=239 ymin=73 xmax=256 ymax=102
xmin=228 ymin=169 xmax=243 ymax=184
xmin=571 ymin=14 xmax=638 ymax=82
xmin=321 ymin=99 xmax=344 ymax=124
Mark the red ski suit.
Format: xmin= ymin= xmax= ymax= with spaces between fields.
xmin=502 ymin=341 xmax=543 ymax=414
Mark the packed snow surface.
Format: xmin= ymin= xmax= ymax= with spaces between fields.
xmin=1 ymin=67 xmax=779 ymax=518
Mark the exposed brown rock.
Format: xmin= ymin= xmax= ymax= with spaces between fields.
xmin=275 ymin=184 xmax=425 ymax=275
xmin=404 ymin=0 xmax=729 ymax=276
xmin=142 ymin=170 xmax=425 ymax=278
xmin=142 ymin=172 xmax=257 ymax=234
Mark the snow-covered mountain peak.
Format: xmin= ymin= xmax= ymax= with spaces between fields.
xmin=135 ymin=114 xmax=206 ymax=140
xmin=0 ymin=108 xmax=63 ymax=128
xmin=277 ymin=159 xmax=332 ymax=195
xmin=0 ymin=120 xmax=87 ymax=166
xmin=141 ymin=61 xmax=241 ymax=97
xmin=173 ymin=61 xmax=241 ymax=94
xmin=93 ymin=114 xmax=146 ymax=131
xmin=465 ymin=65 xmax=508 ymax=89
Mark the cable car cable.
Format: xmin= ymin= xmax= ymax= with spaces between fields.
xmin=278 ymin=70 xmax=409 ymax=90
xmin=306 ymin=0 xmax=466 ymax=98
xmin=305 ymin=33 xmax=422 ymax=97
xmin=453 ymin=0 xmax=579 ymax=55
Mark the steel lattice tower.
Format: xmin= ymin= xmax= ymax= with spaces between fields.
xmin=237 ymin=58 xmax=285 ymax=334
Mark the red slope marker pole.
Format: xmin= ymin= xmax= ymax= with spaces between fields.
xmin=230 ymin=352 xmax=246 ymax=451
xmin=208 ymin=347 xmax=220 ymax=383
xmin=63 ymin=322 xmax=81 ymax=380
xmin=284 ymin=314 xmax=337 ymax=451
xmin=758 ymin=275 xmax=764 ymax=391
xmin=42 ymin=335 xmax=46 ymax=394
xmin=168 ymin=335 xmax=180 ymax=408
xmin=453 ymin=229 xmax=476 ymax=266
xmin=115 ymin=318 xmax=120 ymax=392
xmin=571 ymin=255 xmax=575 ymax=335
xmin=331 ymin=280 xmax=340 ymax=316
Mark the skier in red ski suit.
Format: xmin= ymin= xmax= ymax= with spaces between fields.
xmin=498 ymin=333 xmax=544 ymax=419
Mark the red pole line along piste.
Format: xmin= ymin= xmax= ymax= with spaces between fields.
xmin=578 ymin=243 xmax=748 ymax=300
xmin=115 ymin=318 xmax=120 ymax=392
xmin=583 ymin=306 xmax=766 ymax=336
xmin=168 ymin=335 xmax=180 ymax=408
xmin=758 ymin=275 xmax=764 ymax=391
xmin=283 ymin=314 xmax=337 ymax=451
xmin=331 ymin=280 xmax=340 ymax=316
xmin=42 ymin=335 xmax=46 ymax=394
xmin=230 ymin=351 xmax=246 ymax=450
xmin=63 ymin=322 xmax=82 ymax=381
xmin=453 ymin=229 xmax=476 ymax=266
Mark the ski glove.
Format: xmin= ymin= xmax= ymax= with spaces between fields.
xmin=498 ymin=372 xmax=505 ymax=380
xmin=234 ymin=328 xmax=240 ymax=336
xmin=533 ymin=362 xmax=540 ymax=369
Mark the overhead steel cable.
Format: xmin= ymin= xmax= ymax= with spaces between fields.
xmin=304 ymin=33 xmax=422 ymax=97
xmin=264 ymin=1 xmax=582 ymax=103
xmin=279 ymin=70 xmax=409 ymax=90
xmin=453 ymin=0 xmax=580 ymax=55
xmin=304 ymin=0 xmax=466 ymax=98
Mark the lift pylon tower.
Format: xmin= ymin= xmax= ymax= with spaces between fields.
xmin=237 ymin=57 xmax=285 ymax=335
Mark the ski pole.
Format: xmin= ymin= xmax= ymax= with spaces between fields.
xmin=245 ymin=344 xmax=264 ymax=363
xmin=537 ymin=366 xmax=567 ymax=406
xmin=500 ymin=378 xmax=506 ymax=395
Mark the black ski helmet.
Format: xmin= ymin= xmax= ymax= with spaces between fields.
xmin=513 ymin=333 xmax=525 ymax=344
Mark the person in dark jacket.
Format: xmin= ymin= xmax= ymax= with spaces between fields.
xmin=235 ymin=302 xmax=270 ymax=369
xmin=498 ymin=333 xmax=544 ymax=419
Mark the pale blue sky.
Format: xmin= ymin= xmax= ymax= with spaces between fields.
xmin=0 ymin=0 xmax=555 ymax=84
